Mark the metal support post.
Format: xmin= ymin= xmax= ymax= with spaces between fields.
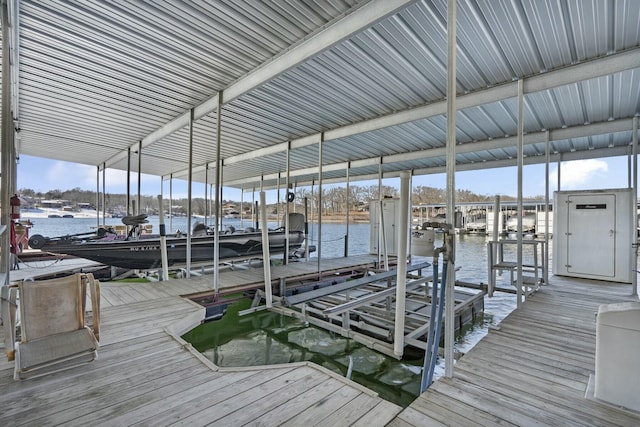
xmin=633 ymin=117 xmax=638 ymax=297
xmin=393 ymin=171 xmax=411 ymax=357
xmin=516 ymin=79 xmax=524 ymax=308
xmin=214 ymin=92 xmax=223 ymax=292
xmin=444 ymin=0 xmax=457 ymax=379
xmin=186 ymin=109 xmax=194 ymax=278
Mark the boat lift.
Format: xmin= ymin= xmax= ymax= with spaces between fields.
xmin=243 ymin=260 xmax=485 ymax=360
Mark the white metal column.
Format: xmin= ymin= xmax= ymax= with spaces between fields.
xmin=393 ymin=171 xmax=410 ymax=357
xmin=137 ymin=140 xmax=142 ymax=215
xmin=185 ymin=109 xmax=194 ymax=278
xmin=633 ymin=117 xmax=638 ymax=297
xmin=444 ymin=0 xmax=457 ymax=379
xmin=95 ymin=166 xmax=100 ymax=230
xmin=285 ymin=143 xmax=291 ymax=265
xmin=516 ymin=79 xmax=524 ymax=308
xmin=345 ymin=163 xmax=350 ymax=257
xmin=545 ymin=130 xmax=550 ymax=285
xmin=214 ymin=93 xmax=223 ymax=292
xmin=317 ymin=134 xmax=324 ymax=277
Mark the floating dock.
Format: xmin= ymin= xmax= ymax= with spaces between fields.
xmin=2 ymin=258 xmax=639 ymax=425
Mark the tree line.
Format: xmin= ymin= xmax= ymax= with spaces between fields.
xmin=18 ymin=185 xmax=523 ymax=216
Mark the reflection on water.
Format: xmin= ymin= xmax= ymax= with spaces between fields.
xmin=184 ymin=300 xmax=426 ymax=408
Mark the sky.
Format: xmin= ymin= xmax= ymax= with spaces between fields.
xmin=16 ymin=154 xmax=632 ymax=203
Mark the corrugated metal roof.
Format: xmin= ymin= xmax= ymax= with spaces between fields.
xmin=4 ymin=0 xmax=640 ymax=190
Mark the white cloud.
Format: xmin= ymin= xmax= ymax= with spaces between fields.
xmin=551 ymin=159 xmax=609 ymax=190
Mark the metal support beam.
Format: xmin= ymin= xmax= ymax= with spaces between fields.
xmin=186 ymin=109 xmax=194 ymax=278
xmin=345 ymin=162 xmax=350 ymax=257
xmin=317 ymin=134 xmax=324 ymax=277
xmin=557 ymin=154 xmax=562 ymax=191
xmin=95 ymin=166 xmax=100 ymax=230
xmin=393 ymin=171 xmax=411 ymax=357
xmin=516 ymin=79 xmax=524 ymax=308
xmin=102 ymin=163 xmax=106 ymax=227
xmin=218 ymin=49 xmax=640 ymax=169
xmin=137 ymin=140 xmax=142 ymax=215
xmin=224 ymin=118 xmax=637 ymax=189
xmin=1 ymin=0 xmax=15 ymax=281
xmin=285 ymin=143 xmax=291 ymax=265
xmin=545 ymin=130 xmax=550 ymax=286
xmin=444 ymin=0 xmax=456 ymax=379
xmin=633 ymin=117 xmax=638 ymax=297
xmin=126 ymin=147 xmax=131 ymax=216
xmin=104 ymin=0 xmax=417 ymax=169
xmin=214 ymin=93 xmax=222 ymax=292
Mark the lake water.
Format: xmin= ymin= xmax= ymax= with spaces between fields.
xmin=26 ymin=216 xmax=547 ymax=407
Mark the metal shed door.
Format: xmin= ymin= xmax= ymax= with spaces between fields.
xmin=567 ymin=194 xmax=616 ymax=277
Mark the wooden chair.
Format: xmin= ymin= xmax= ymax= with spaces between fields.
xmin=2 ymin=273 xmax=100 ymax=380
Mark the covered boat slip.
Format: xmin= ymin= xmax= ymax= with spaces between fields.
xmin=1 ymin=0 xmax=640 ymax=425
xmin=0 ymin=266 xmax=638 ymax=425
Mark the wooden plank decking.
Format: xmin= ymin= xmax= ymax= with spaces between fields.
xmin=1 ymin=255 xmax=403 ymax=425
xmin=391 ymin=276 xmax=640 ymax=427
xmin=4 ymin=256 xmax=640 ymax=425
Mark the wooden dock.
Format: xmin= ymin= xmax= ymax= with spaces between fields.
xmin=0 ymin=255 xmax=403 ymax=425
xmin=391 ymin=276 xmax=640 ymax=426
xmin=3 ymin=256 xmax=640 ymax=425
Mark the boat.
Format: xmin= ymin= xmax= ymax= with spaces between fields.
xmin=73 ymin=202 xmax=112 ymax=219
xmin=28 ymin=213 xmax=311 ymax=270
xmin=21 ymin=200 xmax=74 ymax=218
xmin=505 ymin=213 xmax=536 ymax=232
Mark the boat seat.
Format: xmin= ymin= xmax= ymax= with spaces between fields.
xmin=3 ymin=273 xmax=101 ymax=380
xmin=121 ymin=214 xmax=149 ymax=226
xmin=288 ymin=213 xmax=305 ymax=232
xmin=192 ymin=222 xmax=208 ymax=236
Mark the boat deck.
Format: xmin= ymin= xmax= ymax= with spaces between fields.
xmin=391 ymin=275 xmax=640 ymax=426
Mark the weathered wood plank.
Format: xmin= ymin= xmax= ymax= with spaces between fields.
xmin=310 ymin=392 xmax=380 ymax=426
xmin=241 ymin=377 xmax=344 ymax=426
xmin=135 ymin=367 xmax=300 ymax=427
xmin=280 ymin=384 xmax=362 ymax=426
xmin=389 ymin=406 xmax=446 ymax=427
xmin=3 ymin=354 xmax=205 ymax=425
xmin=104 ymin=369 xmax=258 ymax=426
xmin=207 ymin=367 xmax=328 ymax=426
xmin=350 ymin=400 xmax=403 ymax=427
xmin=393 ymin=277 xmax=640 ymax=426
xmin=418 ymin=390 xmax=519 ymax=427
xmin=454 ymin=362 xmax=640 ymax=426
xmin=172 ymin=367 xmax=315 ymax=426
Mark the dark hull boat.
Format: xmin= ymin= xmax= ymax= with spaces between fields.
xmin=29 ymin=214 xmax=310 ymax=270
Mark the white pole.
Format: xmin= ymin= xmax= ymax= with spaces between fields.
xmin=545 ymin=131 xmax=550 ymax=285
xmin=633 ymin=117 xmax=638 ymax=297
xmin=516 ymin=79 xmax=524 ymax=308
xmin=489 ymin=195 xmax=500 ymax=297
xmin=444 ymin=0 xmax=457 ymax=379
xmin=318 ymin=135 xmax=323 ymax=277
xmin=186 ymin=109 xmax=194 ymax=278
xmin=95 ymin=166 xmax=100 ymax=230
xmin=285 ymin=142 xmax=291 ymax=264
xmin=557 ymin=154 xmax=562 ymax=192
xmin=158 ymin=195 xmax=170 ymax=281
xmin=393 ymin=171 xmax=411 ymax=357
xmin=214 ymin=92 xmax=223 ymax=292
xmin=260 ymin=191 xmax=273 ymax=308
